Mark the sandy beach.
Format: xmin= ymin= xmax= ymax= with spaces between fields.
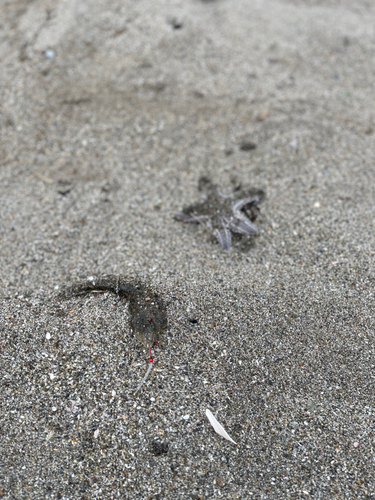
xmin=1 ymin=0 xmax=374 ymax=498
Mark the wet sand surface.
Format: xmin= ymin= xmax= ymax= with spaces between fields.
xmin=1 ymin=0 xmax=375 ymax=498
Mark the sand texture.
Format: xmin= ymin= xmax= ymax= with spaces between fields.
xmin=1 ymin=0 xmax=375 ymax=498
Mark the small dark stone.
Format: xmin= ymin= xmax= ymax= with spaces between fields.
xmin=240 ymin=140 xmax=257 ymax=151
xmin=57 ymin=180 xmax=73 ymax=196
xmin=5 ymin=116 xmax=14 ymax=127
xmin=170 ymin=18 xmax=183 ymax=29
xmin=150 ymin=441 xmax=169 ymax=456
xmin=19 ymin=45 xmax=28 ymax=62
xmin=188 ymin=318 xmax=198 ymax=324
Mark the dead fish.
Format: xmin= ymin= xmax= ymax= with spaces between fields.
xmin=58 ymin=274 xmax=167 ymax=348
xmin=58 ymin=275 xmax=168 ymax=394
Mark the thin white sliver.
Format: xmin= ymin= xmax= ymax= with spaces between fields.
xmin=205 ymin=409 xmax=237 ymax=444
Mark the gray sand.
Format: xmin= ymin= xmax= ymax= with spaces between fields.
xmin=1 ymin=0 xmax=375 ymax=498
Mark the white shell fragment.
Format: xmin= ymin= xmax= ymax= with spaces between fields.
xmin=44 ymin=49 xmax=55 ymax=59
xmin=205 ymin=409 xmax=237 ymax=444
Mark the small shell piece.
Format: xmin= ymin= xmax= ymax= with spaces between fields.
xmin=205 ymin=409 xmax=237 ymax=444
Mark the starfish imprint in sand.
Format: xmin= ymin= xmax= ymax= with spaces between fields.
xmin=175 ymin=177 xmax=265 ymax=251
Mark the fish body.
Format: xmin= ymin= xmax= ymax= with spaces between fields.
xmin=59 ymin=275 xmax=167 ymax=348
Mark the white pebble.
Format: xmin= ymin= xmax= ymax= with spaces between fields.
xmin=289 ymin=139 xmax=298 ymax=150
xmin=44 ymin=49 xmax=55 ymax=58
xmin=49 ymin=373 xmax=56 ymax=380
xmin=46 ymin=332 xmax=51 ymax=340
xmin=94 ymin=429 xmax=100 ymax=439
xmin=183 ymin=415 xmax=190 ymax=420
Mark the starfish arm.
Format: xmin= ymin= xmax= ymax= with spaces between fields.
xmin=229 ymin=217 xmax=258 ymax=234
xmin=214 ymin=227 xmax=232 ymax=250
xmin=219 ymin=215 xmax=231 ymax=227
xmin=232 ymin=196 xmax=260 ymax=213
xmin=175 ymin=211 xmax=209 ymax=223
xmin=217 ymin=189 xmax=235 ymax=199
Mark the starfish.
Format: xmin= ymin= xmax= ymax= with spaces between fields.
xmin=175 ymin=177 xmax=264 ymax=251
